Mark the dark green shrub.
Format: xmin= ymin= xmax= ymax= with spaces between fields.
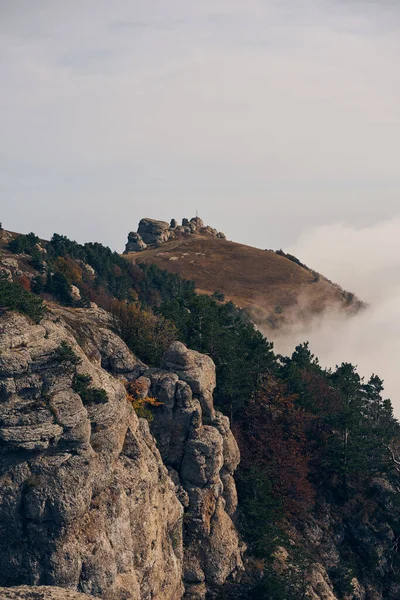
xmin=31 ymin=275 xmax=45 ymax=294
xmin=275 ymin=249 xmax=311 ymax=272
xmin=0 ymin=272 xmax=45 ymax=323
xmin=8 ymin=232 xmax=39 ymax=254
xmin=45 ymin=271 xmax=73 ymax=305
xmin=112 ymin=299 xmax=178 ymax=366
xmin=212 ymin=290 xmax=225 ymax=302
xmin=73 ymin=373 xmax=108 ymax=404
xmin=53 ymin=341 xmax=82 ymax=366
xmin=236 ymin=465 xmax=285 ymax=558
xmin=30 ymin=247 xmax=45 ymax=271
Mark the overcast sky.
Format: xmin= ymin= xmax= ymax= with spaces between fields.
xmin=1 ymin=0 xmax=400 ymax=252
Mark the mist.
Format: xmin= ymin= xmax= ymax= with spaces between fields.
xmin=1 ymin=0 xmax=400 ymax=250
xmin=270 ymin=217 xmax=400 ymax=413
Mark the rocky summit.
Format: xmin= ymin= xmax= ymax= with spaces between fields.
xmin=124 ymin=217 xmax=226 ymax=253
xmin=123 ymin=216 xmax=364 ymax=332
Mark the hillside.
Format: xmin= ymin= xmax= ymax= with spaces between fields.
xmin=1 ymin=224 xmax=399 ymax=600
xmin=123 ymin=217 xmax=363 ymax=329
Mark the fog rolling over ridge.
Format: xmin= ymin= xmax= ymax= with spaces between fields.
xmin=269 ymin=218 xmax=400 ymax=413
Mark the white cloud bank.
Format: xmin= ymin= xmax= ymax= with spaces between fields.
xmin=271 ymin=218 xmax=400 ymax=413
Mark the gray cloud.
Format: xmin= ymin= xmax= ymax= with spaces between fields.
xmin=1 ymin=1 xmax=399 ymax=249
xmin=270 ymin=217 xmax=400 ymax=414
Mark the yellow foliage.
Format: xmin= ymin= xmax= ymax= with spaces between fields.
xmin=125 ymin=380 xmax=163 ymax=421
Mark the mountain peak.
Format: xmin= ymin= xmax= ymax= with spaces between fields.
xmin=124 ymin=216 xmax=226 ymax=253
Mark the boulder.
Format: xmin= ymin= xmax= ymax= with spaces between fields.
xmin=304 ymin=564 xmax=337 ymax=600
xmin=70 ymin=286 xmax=81 ymax=301
xmin=1 ymin=257 xmax=19 ymax=269
xmin=189 ymin=217 xmax=204 ymax=230
xmin=124 ymin=232 xmax=147 ymax=253
xmin=137 ymin=218 xmax=171 ymax=246
xmin=162 ymin=342 xmax=216 ymax=420
xmin=124 ymin=217 xmax=225 ymax=251
xmin=181 ymin=425 xmax=223 ymax=487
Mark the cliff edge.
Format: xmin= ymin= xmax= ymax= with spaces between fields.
xmin=0 ymin=304 xmax=242 ymax=600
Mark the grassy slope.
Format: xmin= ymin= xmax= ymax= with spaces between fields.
xmin=124 ymin=233 xmax=356 ymax=326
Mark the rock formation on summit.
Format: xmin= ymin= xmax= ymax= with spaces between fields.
xmin=124 ymin=217 xmax=226 ymax=254
xmin=138 ymin=218 xmax=171 ymax=245
xmin=125 ymin=231 xmax=147 ymax=253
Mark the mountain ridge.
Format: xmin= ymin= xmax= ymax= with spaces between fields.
xmin=1 ymin=223 xmax=398 ymax=600
xmin=123 ymin=217 xmax=364 ymax=331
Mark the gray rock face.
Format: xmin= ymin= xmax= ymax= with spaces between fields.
xmin=124 ymin=217 xmax=227 ymax=253
xmin=124 ymin=232 xmax=147 ymax=253
xmin=1 ymin=257 xmax=19 ymax=269
xmin=0 ymin=309 xmax=242 ymax=600
xmin=162 ymin=342 xmax=216 ymax=420
xmin=137 ymin=218 xmax=171 ymax=246
xmin=146 ymin=343 xmax=243 ymax=599
xmin=0 ymin=586 xmax=98 ymax=599
xmin=0 ymin=310 xmax=183 ymax=600
xmin=189 ymin=217 xmax=204 ymax=230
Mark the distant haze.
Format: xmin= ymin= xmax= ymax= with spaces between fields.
xmin=1 ymin=0 xmax=400 ymax=251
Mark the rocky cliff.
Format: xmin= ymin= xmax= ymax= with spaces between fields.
xmin=2 ymin=225 xmax=397 ymax=600
xmin=0 ymin=305 xmax=242 ymax=599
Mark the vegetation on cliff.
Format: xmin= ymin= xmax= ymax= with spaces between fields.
xmin=0 ymin=271 xmax=46 ymax=323
xmin=3 ymin=229 xmax=400 ymax=598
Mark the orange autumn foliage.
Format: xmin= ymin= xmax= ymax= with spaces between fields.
xmin=125 ymin=380 xmax=163 ymax=421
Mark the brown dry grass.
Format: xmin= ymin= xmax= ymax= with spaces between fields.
xmin=123 ymin=233 xmax=355 ymax=327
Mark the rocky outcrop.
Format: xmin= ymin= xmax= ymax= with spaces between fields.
xmin=162 ymin=341 xmax=217 ymax=420
xmin=137 ymin=218 xmax=171 ymax=246
xmin=0 ymin=307 xmax=242 ymax=600
xmin=144 ymin=344 xmax=242 ymax=600
xmin=124 ymin=217 xmax=226 ymax=253
xmin=0 ymin=309 xmax=183 ymax=600
xmin=125 ymin=232 xmax=147 ymax=253
xmin=0 ymin=587 xmax=98 ymax=599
